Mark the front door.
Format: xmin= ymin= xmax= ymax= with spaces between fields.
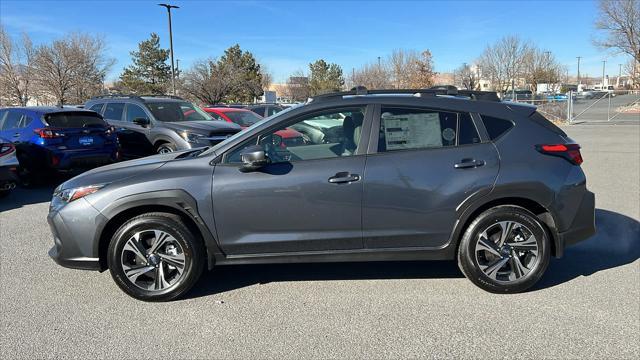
xmin=212 ymin=106 xmax=372 ymax=255
xmin=362 ymin=106 xmax=500 ymax=249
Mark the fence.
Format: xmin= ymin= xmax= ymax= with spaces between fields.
xmin=510 ymin=90 xmax=640 ymax=124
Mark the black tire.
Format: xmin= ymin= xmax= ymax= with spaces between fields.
xmin=457 ymin=205 xmax=551 ymax=293
xmin=156 ymin=142 xmax=177 ymax=154
xmin=107 ymin=212 xmax=205 ymax=302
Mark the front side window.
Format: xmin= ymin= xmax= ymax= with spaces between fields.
xmin=103 ymin=103 xmax=125 ymax=121
xmin=146 ymin=101 xmax=213 ymax=122
xmin=126 ymin=104 xmax=149 ymax=122
xmin=225 ymin=107 xmax=366 ymax=164
xmin=377 ymin=107 xmax=480 ymax=152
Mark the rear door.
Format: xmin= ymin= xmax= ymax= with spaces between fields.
xmin=362 ymin=105 xmax=499 ymax=249
xmin=123 ymin=103 xmax=154 ymax=156
xmin=0 ymin=110 xmax=26 ymax=143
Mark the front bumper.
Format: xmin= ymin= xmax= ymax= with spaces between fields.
xmin=554 ymin=190 xmax=596 ymax=258
xmin=47 ymin=197 xmax=102 ymax=271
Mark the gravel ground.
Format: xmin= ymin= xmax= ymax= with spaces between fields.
xmin=1 ymin=124 xmax=638 ymax=359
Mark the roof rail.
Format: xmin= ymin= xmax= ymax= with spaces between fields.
xmin=91 ymin=94 xmax=144 ymax=101
xmin=138 ymin=94 xmax=185 ymax=100
xmin=310 ymin=86 xmax=500 ymax=102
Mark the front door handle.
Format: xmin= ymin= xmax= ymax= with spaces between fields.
xmin=328 ymin=172 xmax=361 ymax=184
xmin=454 ymin=159 xmax=485 ymax=169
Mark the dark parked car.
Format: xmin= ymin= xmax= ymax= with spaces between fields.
xmin=49 ymin=87 xmax=595 ymax=301
xmin=246 ymin=103 xmax=286 ymax=118
xmin=0 ymin=138 xmax=19 ymax=197
xmin=85 ymin=95 xmax=241 ymax=157
xmin=0 ymin=107 xmax=119 ymax=180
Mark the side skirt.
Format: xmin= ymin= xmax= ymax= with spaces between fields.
xmin=214 ymin=246 xmax=456 ymax=266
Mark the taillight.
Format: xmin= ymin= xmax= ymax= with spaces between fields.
xmin=0 ymin=143 xmax=15 ymax=156
xmin=105 ymin=126 xmax=116 ymax=136
xmin=536 ymin=143 xmax=583 ymax=165
xmin=35 ymin=128 xmax=65 ymax=139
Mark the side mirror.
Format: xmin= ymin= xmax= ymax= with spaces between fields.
xmin=133 ymin=118 xmax=150 ymax=127
xmin=240 ymin=145 xmax=269 ymax=171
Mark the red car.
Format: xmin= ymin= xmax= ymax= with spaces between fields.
xmin=204 ymin=107 xmax=305 ymax=148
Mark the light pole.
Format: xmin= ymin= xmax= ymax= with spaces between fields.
xmin=576 ymin=56 xmax=581 ymax=85
xmin=159 ymin=3 xmax=179 ymax=95
xmin=602 ymin=60 xmax=606 ymax=88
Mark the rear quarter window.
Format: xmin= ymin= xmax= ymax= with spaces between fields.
xmin=529 ymin=111 xmax=567 ymax=136
xmin=480 ymin=115 xmax=514 ymax=140
xmin=45 ymin=113 xmax=106 ymax=128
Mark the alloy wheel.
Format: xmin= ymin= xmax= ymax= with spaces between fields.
xmin=120 ymin=229 xmax=187 ymax=291
xmin=157 ymin=146 xmax=174 ymax=154
xmin=474 ymin=221 xmax=540 ymax=283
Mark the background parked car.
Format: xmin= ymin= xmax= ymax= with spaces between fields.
xmin=246 ymin=104 xmax=286 ymax=118
xmin=0 ymin=139 xmax=19 ymax=197
xmin=0 ymin=107 xmax=119 ymax=182
xmin=86 ymin=95 xmax=241 ymax=156
xmin=204 ymin=107 xmax=307 ymax=149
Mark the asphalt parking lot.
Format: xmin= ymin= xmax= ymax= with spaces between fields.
xmin=1 ymin=123 xmax=638 ymax=359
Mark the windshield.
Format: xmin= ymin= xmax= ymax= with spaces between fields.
xmin=199 ymin=103 xmax=303 ymax=157
xmin=146 ymin=101 xmax=213 ymax=122
xmin=225 ymin=111 xmax=263 ymax=127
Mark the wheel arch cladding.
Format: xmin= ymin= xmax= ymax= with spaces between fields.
xmin=95 ymin=192 xmax=218 ymax=271
xmin=453 ymin=196 xmax=560 ymax=258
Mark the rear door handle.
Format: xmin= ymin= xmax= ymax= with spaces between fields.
xmin=13 ymin=133 xmax=20 ymax=138
xmin=454 ymin=159 xmax=485 ymax=169
xmin=328 ymin=172 xmax=361 ymax=184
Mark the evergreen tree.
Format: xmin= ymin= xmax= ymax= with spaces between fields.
xmin=119 ymin=33 xmax=171 ymax=94
xmin=308 ymin=59 xmax=344 ymax=95
xmin=219 ymin=44 xmax=263 ymax=102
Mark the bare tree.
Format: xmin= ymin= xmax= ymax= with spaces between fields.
xmin=454 ymin=63 xmax=479 ymax=90
xmin=260 ymin=64 xmax=273 ymax=91
xmin=0 ymin=26 xmax=34 ymax=106
xmin=388 ymin=49 xmax=436 ymax=89
xmin=594 ymin=0 xmax=640 ymax=62
xmin=522 ymin=48 xmax=565 ymax=93
xmin=179 ymin=58 xmax=235 ymax=105
xmin=352 ymin=62 xmax=391 ymax=89
xmin=478 ymin=36 xmax=530 ymax=92
xmin=32 ymin=33 xmax=113 ymax=105
xmin=284 ymin=70 xmax=310 ymax=102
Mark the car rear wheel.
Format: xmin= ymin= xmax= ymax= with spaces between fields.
xmin=107 ymin=213 xmax=204 ymax=301
xmin=156 ymin=143 xmax=176 ymax=154
xmin=457 ymin=206 xmax=550 ymax=293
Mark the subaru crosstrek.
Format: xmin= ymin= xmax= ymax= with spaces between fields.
xmin=85 ymin=95 xmax=241 ymax=158
xmin=0 ymin=107 xmax=119 ymax=180
xmin=48 ymin=87 xmax=596 ymax=301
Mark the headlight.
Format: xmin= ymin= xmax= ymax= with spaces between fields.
xmin=179 ymin=131 xmax=204 ymax=143
xmin=54 ymin=184 xmax=107 ymax=203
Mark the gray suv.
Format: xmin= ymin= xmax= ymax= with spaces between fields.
xmin=85 ymin=95 xmax=241 ymax=157
xmin=49 ymin=87 xmax=595 ymax=301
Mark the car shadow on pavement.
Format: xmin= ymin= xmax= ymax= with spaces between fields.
xmin=0 ymin=183 xmax=59 ymax=213
xmin=536 ymin=208 xmax=640 ymax=289
xmin=188 ymin=260 xmax=463 ymax=299
xmin=188 ymin=208 xmax=639 ymax=299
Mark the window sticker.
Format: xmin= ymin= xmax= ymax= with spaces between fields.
xmin=382 ymin=112 xmax=442 ymax=150
xmin=442 ymin=127 xmax=456 ymax=142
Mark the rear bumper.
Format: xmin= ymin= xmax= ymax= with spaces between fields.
xmin=554 ymin=190 xmax=596 ymax=258
xmin=0 ymin=165 xmax=19 ymax=183
xmin=52 ymin=149 xmax=118 ymax=170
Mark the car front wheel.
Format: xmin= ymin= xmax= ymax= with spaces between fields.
xmin=457 ymin=205 xmax=551 ymax=293
xmin=156 ymin=143 xmax=177 ymax=154
xmin=107 ymin=212 xmax=204 ymax=301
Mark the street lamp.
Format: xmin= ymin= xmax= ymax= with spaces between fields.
xmin=576 ymin=56 xmax=581 ymax=85
xmin=602 ymin=60 xmax=606 ymax=89
xmin=158 ymin=3 xmax=179 ymax=95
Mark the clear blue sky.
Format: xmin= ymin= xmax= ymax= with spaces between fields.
xmin=0 ymin=0 xmax=631 ymax=83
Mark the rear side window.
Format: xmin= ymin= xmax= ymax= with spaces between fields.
xmin=45 ymin=113 xmax=106 ymax=128
xmin=481 ymin=115 xmax=514 ymax=140
xmin=1 ymin=111 xmax=23 ymax=130
xmin=378 ymin=107 xmax=480 ymax=152
xmin=89 ymin=103 xmax=104 ymax=114
xmin=103 ymin=103 xmax=125 ymax=121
